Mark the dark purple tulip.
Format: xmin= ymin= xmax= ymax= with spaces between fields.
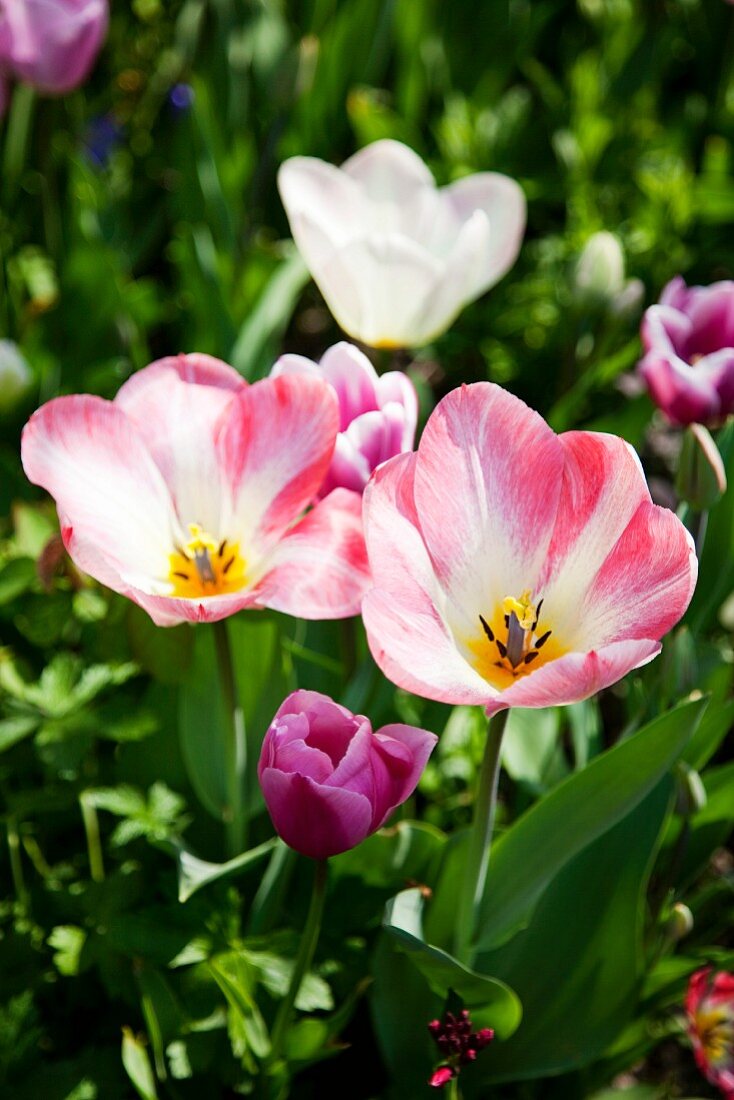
xmin=638 ymin=276 xmax=734 ymax=426
xmin=258 ymin=690 xmax=436 ymax=860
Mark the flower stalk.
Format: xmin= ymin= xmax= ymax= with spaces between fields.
xmin=213 ymin=619 xmax=247 ymax=858
xmin=268 ymin=858 xmax=328 ymax=1067
xmin=455 ymin=709 xmax=509 ymax=964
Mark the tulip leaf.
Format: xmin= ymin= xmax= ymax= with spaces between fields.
xmin=169 ymin=837 xmax=278 ymax=902
xmin=469 ymin=779 xmax=672 ymax=1082
xmin=229 ymin=246 xmax=310 ymax=380
xmin=178 ymin=615 xmax=291 ymax=825
xmin=383 ymin=887 xmax=522 ymax=1039
xmin=471 ymin=697 xmax=705 ymax=953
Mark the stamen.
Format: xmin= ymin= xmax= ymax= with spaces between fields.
xmin=222 ymin=555 xmax=235 ymax=575
xmin=505 ymin=611 xmax=527 ymax=668
xmin=172 ymin=570 xmax=190 ymax=580
xmin=532 ymin=598 xmax=544 ymax=630
xmin=218 ymin=539 xmax=227 ymax=557
xmin=479 ymin=615 xmax=495 ymax=642
xmin=535 ymin=630 xmax=552 ymax=649
xmin=496 ymin=640 xmax=507 ymax=659
xmin=524 ymin=651 xmax=539 ymax=665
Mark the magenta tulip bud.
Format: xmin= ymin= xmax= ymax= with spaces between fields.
xmin=257 ymin=690 xmax=437 ymax=860
xmin=0 ymin=0 xmax=109 ymax=105
xmin=638 ymin=276 xmax=734 ymax=426
xmin=272 ymin=342 xmax=418 ymax=497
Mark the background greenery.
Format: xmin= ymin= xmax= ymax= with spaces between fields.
xmin=0 ymin=1 xmax=733 ymax=1097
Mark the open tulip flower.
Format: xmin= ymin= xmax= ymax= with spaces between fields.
xmin=258 ymin=690 xmax=437 ymax=860
xmin=362 ymin=382 xmax=697 ymax=715
xmin=0 ymin=0 xmax=109 ymax=113
xmin=639 ymin=276 xmax=734 ymax=426
xmin=278 ymin=139 xmax=526 ymax=349
xmin=271 ymin=341 xmax=417 ymax=496
xmin=21 ymin=354 xmax=370 ymax=626
xmin=686 ymin=968 xmax=734 ymax=1099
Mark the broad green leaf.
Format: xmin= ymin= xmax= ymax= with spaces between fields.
xmin=469 ymin=780 xmax=672 ymax=1084
xmin=473 ymin=698 xmax=704 ymax=952
xmin=171 ymin=837 xmax=278 ymax=902
xmin=178 ymin=616 xmax=289 ymax=825
xmin=331 ymin=819 xmax=446 ymax=889
xmin=501 ymin=705 xmax=567 ymax=790
xmin=121 ymin=1029 xmax=158 ymax=1100
xmin=229 ymin=246 xmax=309 ymax=380
xmin=383 ymin=887 xmax=522 ymax=1039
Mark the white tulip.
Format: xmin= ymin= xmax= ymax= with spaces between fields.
xmin=278 ymin=139 xmax=526 ymax=349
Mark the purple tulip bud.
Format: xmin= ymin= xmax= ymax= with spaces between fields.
xmin=0 ymin=0 xmax=109 ymax=108
xmin=638 ymin=276 xmax=734 ymax=426
xmin=271 ymin=342 xmax=418 ymax=497
xmin=257 ymin=690 xmax=436 ymax=860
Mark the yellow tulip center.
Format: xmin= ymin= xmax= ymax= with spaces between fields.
xmin=168 ymin=523 xmax=247 ymax=599
xmin=468 ymin=589 xmax=567 ymax=690
xmin=696 ymin=1006 xmax=734 ymax=1066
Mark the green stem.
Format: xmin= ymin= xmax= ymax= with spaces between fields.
xmin=79 ymin=794 xmax=105 ymax=883
xmin=6 ymin=816 xmax=28 ymax=908
xmin=268 ymin=859 xmax=328 ymax=1067
xmin=448 ymin=1075 xmax=461 ymax=1100
xmin=213 ymin=619 xmax=247 ymax=857
xmin=695 ymin=509 xmax=709 ymax=560
xmin=3 ymin=83 xmax=35 ymax=203
xmin=455 ymin=710 xmax=509 ymax=965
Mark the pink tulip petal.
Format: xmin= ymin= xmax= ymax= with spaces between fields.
xmin=362 ymin=454 xmax=497 ymax=706
xmin=344 ymin=407 xmax=408 ymax=471
xmin=581 ymin=500 xmax=697 ymax=647
xmin=129 ymin=587 xmax=263 ymax=627
xmin=317 ymin=342 xmax=380 ymax=426
xmin=319 ymin=434 xmax=372 ymax=497
xmin=687 ymin=280 xmax=734 ymax=355
xmin=442 ymin=172 xmax=526 ymax=294
xmin=370 ymin=723 xmax=438 ymax=827
xmin=21 ymin=394 xmax=174 ymax=587
xmin=216 ymin=373 xmax=338 ymax=553
xmin=115 ymin=353 xmax=245 ymax=534
xmin=538 ymin=432 xmax=652 ymax=645
xmin=253 ymin=488 xmax=370 ymax=619
xmin=485 ymin=638 xmax=662 ymax=716
xmin=412 ymin=383 xmax=563 ymax=610
xmin=376 ymin=370 xmax=418 ymax=445
xmin=1 ymin=0 xmax=108 ymax=94
xmin=260 ymin=768 xmax=372 ymax=859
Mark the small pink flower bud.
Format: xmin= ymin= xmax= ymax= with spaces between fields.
xmin=429 ymin=1066 xmax=455 ymax=1089
xmin=258 ymin=690 xmax=437 ymax=860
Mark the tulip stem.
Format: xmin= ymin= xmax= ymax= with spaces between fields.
xmin=455 ymin=709 xmax=509 ymax=965
xmin=268 ymin=859 xmax=328 ymax=1068
xmin=213 ymin=620 xmax=247 ymax=858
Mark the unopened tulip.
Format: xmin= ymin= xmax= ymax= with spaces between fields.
xmin=362 ymin=382 xmax=697 ymax=715
xmin=21 ymin=354 xmax=369 ymax=626
xmin=258 ymin=690 xmax=436 ymax=860
xmin=272 ymin=342 xmax=417 ymax=496
xmin=686 ymin=968 xmax=734 ymax=1099
xmin=0 ymin=340 xmax=31 ymax=412
xmin=278 ymin=139 xmax=526 ymax=348
xmin=0 ymin=0 xmax=108 ymax=107
xmin=639 ymin=276 xmax=734 ymax=425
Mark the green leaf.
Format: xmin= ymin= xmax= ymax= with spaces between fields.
xmin=331 ymin=819 xmax=446 ymax=889
xmin=473 ymin=697 xmax=704 ymax=952
xmin=0 ymin=714 xmax=38 ymax=752
xmin=208 ymin=953 xmax=270 ymax=1061
xmin=48 ymin=926 xmax=87 ymax=977
xmin=178 ymin=616 xmax=290 ymax=825
xmin=121 ymin=1029 xmax=158 ymax=1100
xmin=471 ymin=780 xmax=672 ymax=1082
xmin=383 ymin=887 xmax=522 ymax=1039
xmin=229 ymin=246 xmax=310 ymax=380
xmin=172 ymin=837 xmax=278 ymax=902
xmin=0 ymin=557 xmax=36 ymax=605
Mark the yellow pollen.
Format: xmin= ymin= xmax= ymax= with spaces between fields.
xmin=696 ymin=1006 xmax=734 ymax=1065
xmin=168 ymin=524 xmax=248 ymax=599
xmin=467 ymin=590 xmax=567 ymax=690
xmin=502 ymin=590 xmax=536 ymax=631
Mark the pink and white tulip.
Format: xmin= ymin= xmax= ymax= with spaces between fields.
xmin=686 ymin=968 xmax=734 ymax=1099
xmin=21 ymin=354 xmax=370 ymax=626
xmin=0 ymin=0 xmax=108 ymax=110
xmin=272 ymin=341 xmax=417 ymax=496
xmin=639 ymin=276 xmax=734 ymax=425
xmin=258 ymin=690 xmax=437 ymax=860
xmin=278 ymin=139 xmax=526 ymax=349
xmin=362 ymin=382 xmax=697 ymax=716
